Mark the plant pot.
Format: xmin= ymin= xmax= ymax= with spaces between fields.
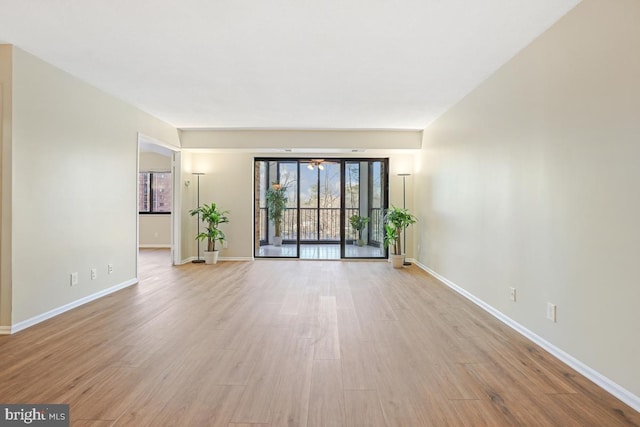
xmin=204 ymin=250 xmax=219 ymax=265
xmin=357 ymin=239 xmax=365 ymax=247
xmin=390 ymin=254 xmax=404 ymax=269
xmin=274 ymin=236 xmax=283 ymax=247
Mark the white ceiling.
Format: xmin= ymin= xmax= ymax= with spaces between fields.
xmin=0 ymin=0 xmax=579 ymax=130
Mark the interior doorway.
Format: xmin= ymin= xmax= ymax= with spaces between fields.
xmin=254 ymin=158 xmax=388 ymax=260
xmin=137 ymin=134 xmax=181 ymax=272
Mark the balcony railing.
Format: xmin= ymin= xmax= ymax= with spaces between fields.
xmin=259 ymin=207 xmax=383 ymax=244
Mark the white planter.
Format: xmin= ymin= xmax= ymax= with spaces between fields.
xmin=204 ymin=250 xmax=219 ymax=265
xmin=274 ymin=236 xmax=283 ymax=247
xmin=390 ymin=254 xmax=404 ymax=269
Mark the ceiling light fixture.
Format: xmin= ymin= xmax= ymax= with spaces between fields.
xmin=307 ymin=159 xmax=325 ymax=170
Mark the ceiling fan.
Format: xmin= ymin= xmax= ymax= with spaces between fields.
xmin=307 ymin=159 xmax=325 ymax=170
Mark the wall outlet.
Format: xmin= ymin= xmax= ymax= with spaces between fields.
xmin=91 ymin=268 xmax=97 ymax=280
xmin=509 ymin=287 xmax=516 ymax=302
xmin=108 ymin=264 xmax=113 ymax=274
xmin=547 ymin=302 xmax=557 ymax=322
xmin=223 ymin=240 xmax=228 ymax=249
xmin=70 ymin=272 xmax=78 ymax=286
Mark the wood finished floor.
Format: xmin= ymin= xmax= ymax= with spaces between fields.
xmin=0 ymin=249 xmax=638 ymax=426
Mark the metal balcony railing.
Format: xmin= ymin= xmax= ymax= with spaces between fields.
xmin=259 ymin=207 xmax=383 ymax=244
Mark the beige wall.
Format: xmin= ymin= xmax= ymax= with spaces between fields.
xmin=139 ymin=151 xmax=172 ymax=171
xmin=180 ymin=143 xmax=417 ymax=260
xmin=9 ymin=47 xmax=180 ymax=325
xmin=180 ymin=129 xmax=422 ymax=150
xmin=179 ymin=134 xmax=420 ymax=263
xmin=0 ymin=45 xmax=11 ymax=327
xmin=139 ymin=152 xmax=172 ymax=247
xmin=183 ymin=151 xmax=255 ymax=259
xmin=139 ymin=215 xmax=172 ymax=248
xmin=415 ymin=0 xmax=640 ymax=398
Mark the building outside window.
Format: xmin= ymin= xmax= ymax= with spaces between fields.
xmin=139 ymin=172 xmax=172 ymax=214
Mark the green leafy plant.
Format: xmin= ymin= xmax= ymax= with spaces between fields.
xmin=383 ymin=206 xmax=417 ymax=255
xmin=383 ymin=224 xmax=399 ymax=254
xmin=266 ymin=182 xmax=288 ymax=237
xmin=349 ymin=214 xmax=370 ymax=245
xmin=189 ymin=202 xmax=230 ymax=251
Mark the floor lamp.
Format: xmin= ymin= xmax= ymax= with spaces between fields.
xmin=398 ymin=173 xmax=411 ymax=266
xmin=192 ymin=172 xmax=205 ymax=264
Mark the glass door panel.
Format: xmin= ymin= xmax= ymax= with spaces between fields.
xmin=369 ymin=161 xmax=385 ymax=250
xmin=342 ymin=160 xmax=387 ymax=259
xmin=299 ymin=162 xmax=318 ymax=241
xmin=299 ymin=160 xmax=341 ymax=259
xmin=255 ymin=160 xmax=299 ymax=258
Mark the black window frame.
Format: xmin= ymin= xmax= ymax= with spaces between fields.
xmin=139 ymin=171 xmax=172 ymax=215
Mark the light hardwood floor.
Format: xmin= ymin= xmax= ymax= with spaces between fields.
xmin=0 ymin=249 xmax=638 ymax=426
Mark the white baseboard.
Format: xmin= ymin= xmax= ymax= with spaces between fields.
xmin=10 ymin=278 xmax=138 ymax=334
xmin=414 ymin=261 xmax=640 ymax=413
xmin=180 ymin=256 xmax=197 ymax=264
xmin=139 ymin=244 xmax=171 ymax=249
xmin=0 ymin=326 xmax=10 ymax=335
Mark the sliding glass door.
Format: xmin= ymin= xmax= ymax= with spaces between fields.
xmin=255 ymin=158 xmax=388 ymax=259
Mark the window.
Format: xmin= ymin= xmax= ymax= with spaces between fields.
xmin=139 ymin=171 xmax=172 ymax=214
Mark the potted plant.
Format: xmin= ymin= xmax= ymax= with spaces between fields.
xmin=189 ymin=202 xmax=230 ymax=264
xmin=383 ymin=206 xmax=417 ymax=268
xmin=349 ymin=214 xmax=370 ymax=246
xmin=266 ymin=182 xmax=288 ymax=246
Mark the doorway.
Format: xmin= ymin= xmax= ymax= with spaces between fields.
xmin=137 ymin=134 xmax=181 ymax=271
xmin=254 ymin=158 xmax=388 ymax=260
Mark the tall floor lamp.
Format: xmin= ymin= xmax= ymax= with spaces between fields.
xmin=192 ymin=172 xmax=205 ymax=264
xmin=398 ymin=173 xmax=411 ymax=266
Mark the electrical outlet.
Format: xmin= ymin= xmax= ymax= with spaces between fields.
xmin=70 ymin=272 xmax=78 ymax=286
xmin=91 ymin=268 xmax=97 ymax=280
xmin=547 ymin=302 xmax=557 ymax=322
xmin=108 ymin=264 xmax=113 ymax=274
xmin=223 ymin=240 xmax=228 ymax=249
xmin=509 ymin=287 xmax=516 ymax=302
